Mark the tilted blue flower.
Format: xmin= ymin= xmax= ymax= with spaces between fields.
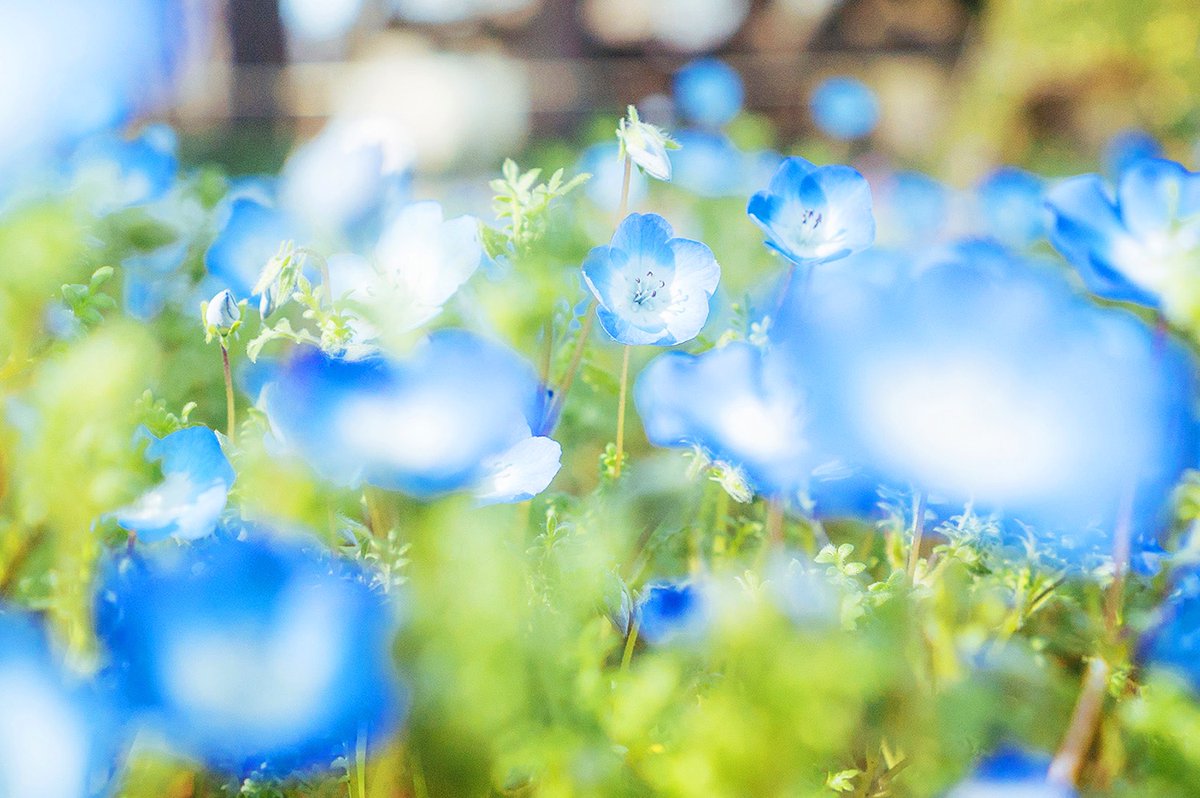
xmin=976 ymin=167 xmax=1046 ymax=247
xmin=747 ymin=157 xmax=875 ymax=266
xmin=772 ymin=241 xmax=1199 ymax=564
xmin=809 ymin=76 xmax=879 ymax=141
xmin=95 ymin=534 xmax=404 ymax=776
xmin=0 ymin=610 xmax=120 ymax=798
xmin=206 ymin=196 xmax=305 ymax=299
xmin=1045 ymin=158 xmax=1200 ymax=310
xmin=582 ymin=213 xmax=720 ymax=346
xmin=674 ymin=58 xmax=743 ymax=128
xmin=943 ymin=748 xmax=1074 ymax=798
xmin=635 ymin=580 xmax=709 ymax=646
xmin=257 ymin=330 xmax=559 ymax=500
xmin=617 ymin=108 xmax=675 ymax=182
xmin=114 ymin=426 xmax=235 ymax=542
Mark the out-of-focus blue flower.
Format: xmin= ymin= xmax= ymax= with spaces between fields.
xmin=0 ymin=611 xmax=119 ymax=798
xmin=944 ymin=748 xmax=1073 ymax=798
xmin=875 ymin=170 xmax=951 ymax=248
xmin=772 ymin=241 xmax=1198 ymax=563
xmin=69 ymin=125 xmax=179 ymax=212
xmin=114 ymin=426 xmax=235 ymax=543
xmin=976 ymin=167 xmax=1046 ymax=247
xmin=617 ymin=107 xmax=676 ymax=182
xmin=1144 ymin=574 xmax=1200 ymax=690
xmin=258 ymin=330 xmax=559 ymax=500
xmin=1046 ymin=158 xmax=1200 ymax=312
xmin=206 ymin=197 xmax=304 ymax=300
xmin=809 ymin=77 xmax=879 ymax=141
xmin=674 ymin=59 xmax=743 ymax=128
xmin=582 ymin=213 xmax=720 ymax=346
xmin=95 ymin=534 xmax=404 ymax=775
xmin=636 ymin=342 xmax=808 ymax=499
xmin=748 ymin=157 xmax=875 ymax=266
xmin=635 ymin=580 xmax=708 ymax=646
xmin=579 ymin=143 xmax=648 ymax=212
xmin=1103 ymin=129 xmax=1162 ymax=177
xmin=0 ymin=0 xmax=185 ymax=184
xmin=278 ymin=120 xmax=410 ymax=245
xmin=672 ymin=130 xmax=745 ymax=198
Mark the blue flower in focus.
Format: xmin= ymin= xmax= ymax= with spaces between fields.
xmin=206 ymin=196 xmax=304 ymax=299
xmin=114 ymin=426 xmax=235 ymax=543
xmin=95 ymin=534 xmax=404 ymax=775
xmin=1046 ymin=158 xmax=1200 ymax=311
xmin=674 ymin=59 xmax=743 ymax=128
xmin=258 ymin=330 xmax=560 ymax=500
xmin=1103 ymin=129 xmax=1162 ymax=177
xmin=70 ymin=125 xmax=179 ymax=211
xmin=976 ymin=167 xmax=1046 ymax=247
xmin=582 ymin=213 xmax=720 ymax=346
xmin=0 ymin=611 xmax=119 ymax=798
xmin=944 ymin=748 xmax=1073 ymax=798
xmin=635 ymin=580 xmax=708 ymax=646
xmin=809 ymin=77 xmax=879 ymax=141
xmin=748 ymin=157 xmax=875 ymax=266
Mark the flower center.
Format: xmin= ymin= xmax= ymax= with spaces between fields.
xmin=630 ymin=269 xmax=667 ymax=308
xmin=799 ymin=209 xmax=823 ymax=231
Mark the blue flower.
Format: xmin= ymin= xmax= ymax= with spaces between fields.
xmin=876 ymin=170 xmax=950 ymax=248
xmin=809 ymin=77 xmax=879 ymax=141
xmin=1144 ymin=574 xmax=1200 ymax=690
xmin=206 ymin=196 xmax=304 ymax=299
xmin=0 ymin=610 xmax=120 ymax=798
xmin=582 ymin=213 xmax=720 ymax=346
xmin=579 ymin=143 xmax=648 ymax=212
xmin=771 ymin=241 xmax=1199 ymax=564
xmin=114 ymin=426 xmax=235 ymax=543
xmin=976 ymin=167 xmax=1046 ymax=247
xmin=635 ymin=580 xmax=708 ymax=646
xmin=747 ymin=157 xmax=875 ymax=266
xmin=944 ymin=748 xmax=1074 ymax=798
xmin=257 ymin=330 xmax=560 ymax=500
xmin=1046 ymin=158 xmax=1200 ymax=311
xmin=95 ymin=534 xmax=404 ymax=776
xmin=1103 ymin=129 xmax=1162 ymax=176
xmin=671 ymin=131 xmax=746 ymax=198
xmin=617 ymin=106 xmax=676 ymax=182
xmin=69 ymin=124 xmax=179 ymax=211
xmin=674 ymin=58 xmax=743 ymax=128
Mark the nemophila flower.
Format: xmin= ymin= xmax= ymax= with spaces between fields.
xmin=257 ymin=330 xmax=560 ymax=501
xmin=0 ymin=0 xmax=185 ymax=186
xmin=1143 ymin=574 xmax=1200 ymax=690
xmin=617 ymin=105 xmax=677 ymax=182
xmin=95 ymin=534 xmax=404 ymax=775
xmin=809 ymin=76 xmax=879 ymax=141
xmin=582 ymin=213 xmax=720 ymax=346
xmin=204 ymin=288 xmax=241 ymax=336
xmin=278 ymin=120 xmax=410 ymax=244
xmin=672 ymin=130 xmax=746 ymax=198
xmin=1103 ymin=129 xmax=1162 ymax=176
xmin=976 ymin=167 xmax=1046 ymax=247
xmin=114 ymin=426 xmax=235 ymax=542
xmin=0 ymin=611 xmax=119 ymax=798
xmin=747 ymin=157 xmax=875 ymax=266
xmin=635 ymin=580 xmax=709 ymax=646
xmin=579 ymin=143 xmax=648 ymax=212
xmin=69 ymin=125 xmax=179 ymax=212
xmin=674 ymin=58 xmax=743 ymax=128
xmin=772 ymin=242 xmax=1199 ymax=563
xmin=944 ymin=748 xmax=1073 ymax=798
xmin=1045 ymin=158 xmax=1200 ymax=313
xmin=206 ymin=196 xmax=304 ymax=300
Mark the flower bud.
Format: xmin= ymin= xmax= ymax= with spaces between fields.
xmin=204 ymin=289 xmax=240 ymax=335
xmin=617 ymin=106 xmax=675 ymax=182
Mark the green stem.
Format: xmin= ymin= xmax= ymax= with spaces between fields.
xmin=905 ymin=491 xmax=928 ymax=581
xmin=766 ymin=500 xmax=784 ymax=548
xmin=220 ymin=342 xmax=236 ymax=443
xmin=620 ymin=621 xmax=640 ymax=671
xmin=614 ymin=345 xmax=632 ymax=478
xmin=617 ymin=153 xmax=632 ymax=220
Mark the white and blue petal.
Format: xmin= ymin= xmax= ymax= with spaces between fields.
xmin=115 ymin=426 xmax=235 ymax=543
xmin=474 ymin=432 xmax=562 ymax=505
xmin=205 ymin=197 xmax=304 ymax=299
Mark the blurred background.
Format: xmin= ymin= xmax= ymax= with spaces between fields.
xmin=154 ymin=0 xmax=1199 ymax=181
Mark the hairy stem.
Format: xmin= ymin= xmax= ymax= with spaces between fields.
xmin=614 ymin=345 xmax=632 ymax=478
xmin=220 ymin=343 xmax=236 ymax=443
